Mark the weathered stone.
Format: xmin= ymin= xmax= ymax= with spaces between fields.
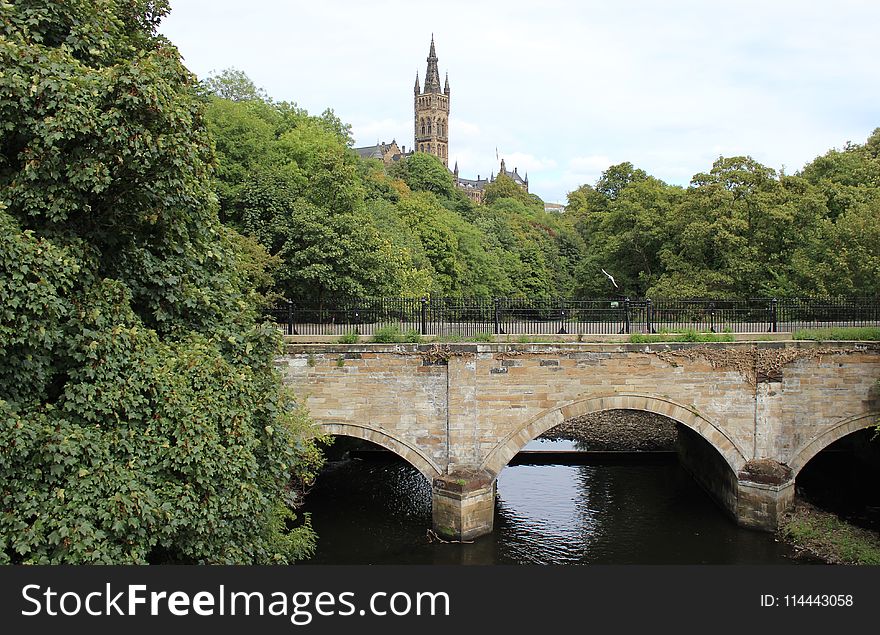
xmin=432 ymin=470 xmax=495 ymax=541
xmin=280 ymin=341 xmax=880 ymax=536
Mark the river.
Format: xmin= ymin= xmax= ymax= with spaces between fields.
xmin=301 ymin=439 xmax=803 ymax=564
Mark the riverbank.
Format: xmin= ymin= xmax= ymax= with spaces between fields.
xmin=778 ymin=501 xmax=880 ymax=564
xmin=538 ymin=409 xmax=677 ymax=451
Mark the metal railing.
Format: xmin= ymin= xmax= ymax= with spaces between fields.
xmin=266 ymin=297 xmax=880 ymax=336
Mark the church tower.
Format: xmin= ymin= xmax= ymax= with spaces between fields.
xmin=413 ymin=36 xmax=450 ymax=166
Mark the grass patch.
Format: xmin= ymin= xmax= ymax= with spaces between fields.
xmin=508 ymin=335 xmax=562 ymax=343
xmin=793 ymin=327 xmax=880 ymax=341
xmin=337 ymin=332 xmax=359 ymax=344
xmin=371 ymin=326 xmax=423 ymax=343
xmin=433 ymin=332 xmax=493 ymax=343
xmin=629 ymin=329 xmax=735 ymax=343
xmin=779 ymin=502 xmax=880 ymax=564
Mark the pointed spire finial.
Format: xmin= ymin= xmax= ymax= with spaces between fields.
xmin=424 ymin=36 xmax=441 ymax=92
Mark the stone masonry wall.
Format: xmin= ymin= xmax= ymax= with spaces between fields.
xmin=278 ymin=342 xmax=880 ymax=479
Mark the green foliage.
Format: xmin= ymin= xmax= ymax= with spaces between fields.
xmin=483 ymin=173 xmax=534 ymax=207
xmin=793 ymin=327 xmax=880 ymax=341
xmin=629 ymin=330 xmax=735 ymax=343
xmin=203 ymin=64 xmax=880 ymax=306
xmin=370 ymin=326 xmax=422 ymax=343
xmin=0 ymin=1 xmax=322 ymax=563
xmin=779 ymin=503 xmax=880 ymax=565
xmin=389 ymin=152 xmax=455 ymax=198
xmin=433 ymin=332 xmax=493 ymax=343
xmin=202 ymin=68 xmax=269 ymax=102
xmin=204 ymin=82 xmax=408 ymax=301
xmin=337 ymin=332 xmax=359 ymax=344
xmin=567 ymin=142 xmax=880 ymax=300
xmin=372 ymin=326 xmax=401 ymax=343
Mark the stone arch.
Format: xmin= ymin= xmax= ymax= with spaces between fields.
xmin=318 ymin=421 xmax=442 ymax=480
xmin=480 ymin=393 xmax=748 ymax=478
xmin=787 ymin=411 xmax=880 ymax=476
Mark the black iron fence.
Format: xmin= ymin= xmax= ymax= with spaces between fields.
xmin=266 ymin=297 xmax=880 ymax=337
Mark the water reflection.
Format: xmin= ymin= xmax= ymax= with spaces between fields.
xmin=302 ymin=454 xmax=800 ymax=565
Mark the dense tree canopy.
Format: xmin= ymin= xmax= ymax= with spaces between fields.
xmin=203 ymin=80 xmax=584 ymax=300
xmin=204 ymin=63 xmax=880 ymax=304
xmin=568 ymin=132 xmax=880 ymax=299
xmin=0 ymin=0 xmax=322 ymax=564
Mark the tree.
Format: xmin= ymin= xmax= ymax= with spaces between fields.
xmin=389 ymin=152 xmax=456 ymax=199
xmin=595 ymin=162 xmax=649 ymax=201
xmin=483 ymin=173 xmax=534 ymax=207
xmin=202 ymin=68 xmax=269 ymax=102
xmin=0 ymin=0 xmax=323 ymax=564
xmin=650 ymin=157 xmax=828 ymax=298
xmin=572 ymin=176 xmax=680 ymax=297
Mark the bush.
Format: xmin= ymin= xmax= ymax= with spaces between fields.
xmin=372 ymin=326 xmax=403 ymax=343
xmin=370 ymin=326 xmax=422 ymax=343
xmin=629 ymin=330 xmax=735 ymax=343
xmin=793 ymin=327 xmax=880 ymax=341
xmin=0 ymin=1 xmax=323 ymax=564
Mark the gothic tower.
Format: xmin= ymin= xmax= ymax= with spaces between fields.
xmin=413 ymin=36 xmax=450 ymax=167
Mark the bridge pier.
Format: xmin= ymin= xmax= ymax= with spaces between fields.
xmin=735 ymin=460 xmax=796 ymax=530
xmin=432 ymin=469 xmax=495 ymax=541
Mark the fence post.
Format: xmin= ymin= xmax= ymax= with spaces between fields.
xmin=770 ymin=298 xmax=778 ymax=333
xmin=646 ymin=298 xmax=653 ymax=334
xmin=624 ymin=297 xmax=631 ymax=334
xmin=420 ymin=297 xmax=428 ymax=335
xmin=286 ymin=299 xmax=294 ymax=336
xmin=558 ymin=299 xmax=568 ymax=334
xmin=493 ymin=298 xmax=500 ymax=335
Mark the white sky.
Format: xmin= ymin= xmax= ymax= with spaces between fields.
xmin=160 ymin=0 xmax=880 ymax=204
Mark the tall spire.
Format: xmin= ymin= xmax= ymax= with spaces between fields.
xmin=444 ymin=72 xmax=450 ymax=95
xmin=424 ymin=34 xmax=441 ymax=93
xmin=414 ymin=70 xmax=420 ymax=95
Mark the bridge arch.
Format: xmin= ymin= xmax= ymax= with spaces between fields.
xmin=480 ymin=393 xmax=749 ymax=478
xmin=787 ymin=411 xmax=880 ymax=476
xmin=318 ymin=421 xmax=442 ymax=481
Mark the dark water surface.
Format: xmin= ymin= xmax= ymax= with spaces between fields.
xmin=302 ymin=450 xmax=801 ymax=565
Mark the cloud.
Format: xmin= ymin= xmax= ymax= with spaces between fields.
xmin=161 ymin=0 xmax=880 ymax=204
xmin=501 ymin=152 xmax=557 ymax=173
xmin=568 ymin=155 xmax=613 ymax=174
xmin=350 ymin=118 xmax=410 ymax=147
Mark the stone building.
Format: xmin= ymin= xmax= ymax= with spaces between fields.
xmin=353 ymin=37 xmax=531 ymax=204
xmin=413 ymin=36 xmax=450 ymax=166
xmin=353 ymin=140 xmax=407 ymax=164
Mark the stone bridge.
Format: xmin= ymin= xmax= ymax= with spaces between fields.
xmin=278 ymin=341 xmax=880 ymax=540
